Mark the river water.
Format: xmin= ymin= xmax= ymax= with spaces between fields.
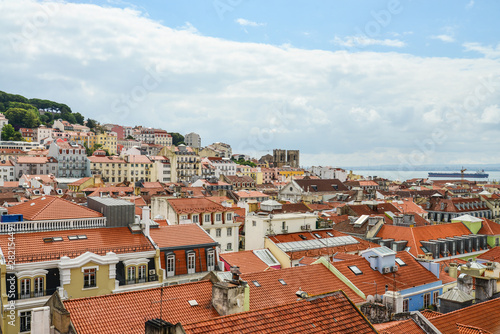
xmin=351 ymin=170 xmax=500 ymax=183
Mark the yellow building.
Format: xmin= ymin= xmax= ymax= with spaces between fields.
xmin=277 ymin=168 xmax=304 ymax=179
xmin=89 ymin=154 xmax=154 ymax=184
xmin=160 ymin=145 xmax=201 ymax=183
xmin=95 ymin=132 xmax=117 ymax=155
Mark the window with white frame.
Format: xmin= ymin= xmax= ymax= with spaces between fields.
xmin=207 ymin=249 xmax=215 ymax=271
xmin=127 ymin=266 xmax=136 ymax=284
xmin=187 ymin=252 xmax=196 ymax=274
xmin=192 ymin=215 xmax=199 ymax=223
xmin=216 ymin=228 xmax=221 ymax=237
xmin=252 ymin=220 xmax=256 ymax=227
xmin=83 ymin=268 xmax=96 ymax=288
xmin=20 ymin=311 xmax=31 ymax=332
xmin=204 ymin=214 xmax=211 ymax=223
xmin=403 ymin=299 xmax=409 ymax=312
xmin=227 ymin=227 xmax=232 ymax=237
xmin=226 ymin=243 xmax=232 ymax=251
xmin=226 ymin=213 xmax=232 ymax=221
xmin=433 ymin=291 xmax=439 ymax=305
xmin=138 ymin=265 xmax=147 ymax=283
xmin=34 ymin=276 xmax=44 ymax=297
xmin=423 ymin=293 xmax=431 ymax=308
xmin=215 ymin=213 xmax=222 ymax=222
xmin=20 ymin=278 xmax=31 ymax=299
xmin=166 ymin=254 xmax=175 ymax=277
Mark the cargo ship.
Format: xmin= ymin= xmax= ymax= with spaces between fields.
xmin=428 ymin=170 xmax=489 ymax=178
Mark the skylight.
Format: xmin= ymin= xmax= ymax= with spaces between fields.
xmin=188 ymin=300 xmax=198 ymax=306
xmin=52 ymin=237 xmax=63 ymax=242
xmin=348 ymin=265 xmax=363 ymax=275
xmin=313 ymin=233 xmax=322 ymax=239
xmin=68 ymin=236 xmax=78 ymax=240
xmin=252 ymin=280 xmax=261 ymax=287
xmin=395 ymin=258 xmax=406 ymax=266
xmin=326 ymin=232 xmax=334 ymax=237
xmin=77 ymin=235 xmax=87 ymax=239
xmin=420 ymin=246 xmax=430 ymax=253
xmin=278 ymin=279 xmax=287 ymax=285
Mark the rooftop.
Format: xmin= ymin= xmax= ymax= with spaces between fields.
xmin=167 ymin=197 xmax=228 ymax=214
xmin=7 ymin=195 xmax=102 ymax=221
xmin=149 ymin=224 xmax=216 ymax=249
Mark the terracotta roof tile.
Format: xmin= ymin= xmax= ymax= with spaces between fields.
xmin=420 ymin=309 xmax=443 ymax=319
xmin=375 ymin=223 xmax=473 ymax=258
xmin=457 ymin=324 xmax=493 ymax=334
xmin=183 ymin=291 xmax=377 ymax=334
xmin=430 ymin=297 xmax=500 ymax=333
xmin=220 ymin=250 xmax=275 ymax=274
xmin=0 ymin=227 xmax=154 ymax=263
xmin=241 ymin=263 xmax=365 ymax=308
xmin=477 ymin=246 xmax=500 ymax=262
xmin=64 ymin=281 xmax=220 ymax=334
xmin=149 ymin=224 xmax=216 ymax=249
xmin=7 ymin=195 xmax=102 ymax=221
xmin=478 ymin=218 xmax=500 ymax=235
xmin=294 ymin=178 xmax=349 ymax=192
xmin=378 ymin=319 xmax=426 ymax=334
xmin=167 ymin=198 xmax=227 ymax=214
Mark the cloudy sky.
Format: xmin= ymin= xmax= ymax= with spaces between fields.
xmin=1 ymin=0 xmax=500 ymax=168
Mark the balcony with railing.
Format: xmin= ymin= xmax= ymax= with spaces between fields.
xmin=122 ymin=274 xmax=158 ymax=286
xmin=0 ymin=217 xmax=107 ymax=234
xmin=9 ymin=288 xmax=57 ymax=301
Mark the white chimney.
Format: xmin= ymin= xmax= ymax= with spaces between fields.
xmin=31 ymin=306 xmax=51 ymax=334
xmin=142 ymin=206 xmax=151 ymax=237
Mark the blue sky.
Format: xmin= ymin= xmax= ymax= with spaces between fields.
xmin=0 ymin=0 xmax=499 ymax=167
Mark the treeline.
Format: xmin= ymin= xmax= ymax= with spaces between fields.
xmin=0 ymin=90 xmax=85 ymax=129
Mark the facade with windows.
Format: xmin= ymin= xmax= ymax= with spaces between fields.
xmin=0 ymin=225 xmax=161 ymax=333
xmin=151 ymin=197 xmax=240 ymax=253
xmin=48 ymin=139 xmax=90 ymax=178
xmin=149 ymin=224 xmax=219 ymax=285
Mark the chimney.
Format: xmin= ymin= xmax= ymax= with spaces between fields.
xmin=144 ymin=319 xmax=182 ymax=334
xmin=448 ymin=262 xmax=458 ymax=278
xmin=31 ymin=306 xmax=51 ymax=334
xmin=212 ymin=266 xmax=249 ymax=316
xmin=142 ymin=206 xmax=151 ymax=237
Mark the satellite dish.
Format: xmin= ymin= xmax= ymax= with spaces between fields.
xmin=366 ymin=295 xmax=375 ymax=303
xmin=374 ymin=294 xmax=383 ymax=303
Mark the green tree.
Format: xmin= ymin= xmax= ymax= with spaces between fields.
xmin=170 ymin=132 xmax=185 ymax=146
xmin=4 ymin=108 xmax=41 ymax=129
xmin=86 ymin=118 xmax=97 ymax=130
xmin=74 ymin=112 xmax=84 ymax=125
xmin=1 ymin=124 xmax=24 ymax=141
xmin=126 ymin=135 xmax=135 ymax=140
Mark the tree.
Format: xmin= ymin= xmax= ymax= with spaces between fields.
xmin=170 ymin=132 xmax=185 ymax=146
xmin=126 ymin=135 xmax=135 ymax=140
xmin=1 ymin=124 xmax=24 ymax=141
xmin=86 ymin=118 xmax=97 ymax=130
xmin=4 ymin=108 xmax=41 ymax=129
xmin=74 ymin=112 xmax=84 ymax=125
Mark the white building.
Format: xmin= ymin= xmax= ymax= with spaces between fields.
xmin=309 ymin=166 xmax=348 ymax=182
xmin=151 ymin=197 xmax=240 ymax=253
xmin=149 ymin=156 xmax=172 ymax=183
xmin=48 ymin=140 xmax=90 ymax=178
xmin=0 ymin=113 xmax=8 ymax=134
xmin=0 ymin=160 xmax=15 ymax=182
xmin=244 ymin=200 xmax=319 ymax=250
xmin=203 ymin=158 xmax=237 ymax=178
xmin=35 ymin=126 xmax=53 ymax=143
xmin=184 ymin=132 xmax=201 ymax=149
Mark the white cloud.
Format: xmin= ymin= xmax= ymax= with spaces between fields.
xmin=431 ymin=34 xmax=455 ymax=43
xmin=1 ymin=1 xmax=499 ymax=167
xmin=235 ymin=18 xmax=265 ymax=27
xmin=479 ymin=105 xmax=500 ymax=124
xmin=466 ymin=0 xmax=474 ymax=9
xmin=333 ymin=36 xmax=405 ymax=48
xmin=463 ymin=42 xmax=500 ymax=59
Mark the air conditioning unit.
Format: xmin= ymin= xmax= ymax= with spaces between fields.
xmin=149 ymin=269 xmax=156 ymax=275
xmin=300 ymin=225 xmax=311 ymax=230
xmin=382 ymin=267 xmax=391 ymax=274
xmin=391 ymin=266 xmax=398 ymax=273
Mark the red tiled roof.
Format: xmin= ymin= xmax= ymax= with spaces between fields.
xmin=16 ymin=156 xmax=52 ymax=164
xmin=240 ymin=263 xmax=365 ymax=308
xmin=430 ymin=297 xmax=500 ymax=333
xmin=68 ymin=177 xmax=91 ymax=186
xmin=183 ymin=291 xmax=377 ymax=334
xmin=375 ymin=223 xmax=473 ymax=258
xmin=0 ymin=227 xmax=154 ymax=263
xmin=234 ymin=190 xmax=269 ymax=198
xmin=478 ymin=218 xmax=500 ymax=235
xmin=294 ymin=178 xmax=349 ymax=192
xmin=420 ymin=309 xmax=443 ymax=319
xmin=378 ymin=319 xmax=426 ymax=334
xmin=64 ymin=281 xmax=220 ymax=334
xmin=149 ymin=224 xmax=216 ymax=249
xmin=7 ymin=195 xmax=102 ymax=221
xmin=477 ymin=246 xmax=500 ymax=262
xmin=167 ymin=198 xmax=227 ymax=214
xmin=219 ymin=250 xmax=273 ymax=274
xmin=332 ymin=252 xmax=439 ymax=297
xmin=456 ymin=324 xmax=493 ymax=334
